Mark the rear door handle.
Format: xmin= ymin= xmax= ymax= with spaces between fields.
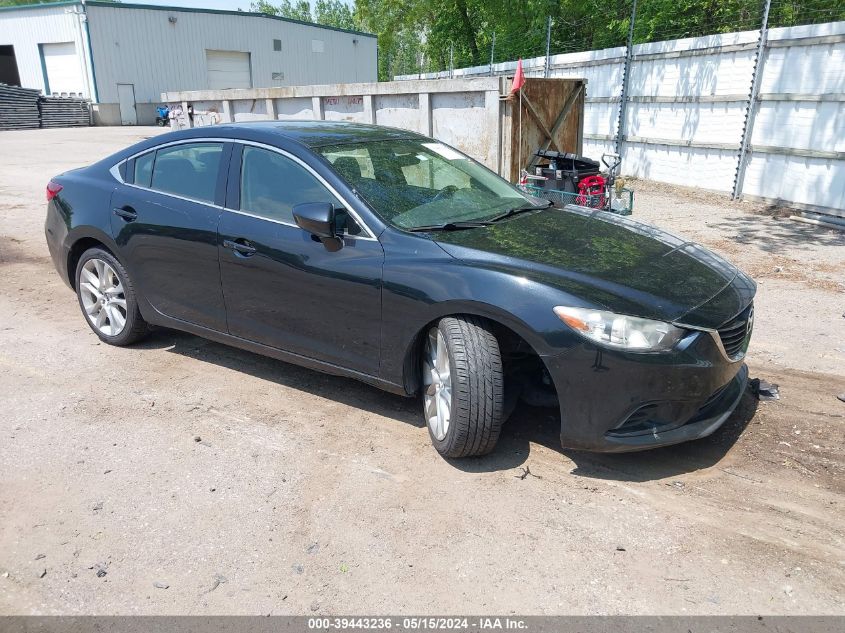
xmin=113 ymin=206 xmax=137 ymax=222
xmin=223 ymin=239 xmax=257 ymax=256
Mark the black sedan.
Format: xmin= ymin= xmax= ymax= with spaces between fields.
xmin=45 ymin=121 xmax=755 ymax=456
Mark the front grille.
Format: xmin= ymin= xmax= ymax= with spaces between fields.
xmin=717 ymin=303 xmax=753 ymax=359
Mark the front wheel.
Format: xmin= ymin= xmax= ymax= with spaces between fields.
xmin=422 ymin=316 xmax=504 ymax=457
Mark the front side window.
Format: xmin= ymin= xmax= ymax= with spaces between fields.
xmin=240 ymin=146 xmax=360 ymax=235
xmin=319 ymin=139 xmax=530 ymax=230
xmin=149 ymin=142 xmax=224 ymax=203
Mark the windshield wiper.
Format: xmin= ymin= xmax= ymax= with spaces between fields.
xmin=405 ymin=201 xmax=552 ymax=232
xmin=485 ymin=201 xmax=553 ymax=223
xmin=406 ymin=221 xmax=493 ymax=232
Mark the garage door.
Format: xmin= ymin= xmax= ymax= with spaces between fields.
xmin=41 ymin=42 xmax=84 ymax=96
xmin=206 ymin=50 xmax=252 ymax=90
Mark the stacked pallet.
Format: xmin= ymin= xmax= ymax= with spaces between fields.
xmin=39 ymin=97 xmax=91 ymax=128
xmin=0 ymin=84 xmax=41 ymax=130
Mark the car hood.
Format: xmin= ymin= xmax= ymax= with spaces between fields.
xmin=432 ymin=205 xmax=756 ymax=329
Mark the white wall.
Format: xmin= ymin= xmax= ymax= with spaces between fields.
xmin=397 ymin=21 xmax=845 ymax=214
xmin=743 ymin=22 xmax=845 ymax=213
xmin=86 ymin=3 xmax=377 ymax=115
xmin=0 ymin=4 xmax=94 ymax=98
xmin=621 ymin=31 xmax=758 ymax=192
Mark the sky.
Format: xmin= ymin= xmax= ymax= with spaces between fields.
xmin=125 ymin=0 xmax=355 ymax=11
xmin=127 ymin=1 xmax=255 ymax=10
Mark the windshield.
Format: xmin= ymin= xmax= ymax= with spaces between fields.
xmin=318 ymin=138 xmax=532 ymax=230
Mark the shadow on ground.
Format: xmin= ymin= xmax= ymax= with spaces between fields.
xmin=137 ymin=328 xmax=423 ymax=428
xmin=137 ymin=328 xmax=758 ymax=483
xmin=707 ymin=214 xmax=845 ymax=254
xmin=450 ymin=390 xmax=757 ymax=483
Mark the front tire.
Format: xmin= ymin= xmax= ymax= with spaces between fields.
xmin=75 ymin=247 xmax=149 ymax=346
xmin=422 ymin=316 xmax=505 ymax=457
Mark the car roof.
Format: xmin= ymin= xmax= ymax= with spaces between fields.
xmin=192 ymin=120 xmax=429 ymax=149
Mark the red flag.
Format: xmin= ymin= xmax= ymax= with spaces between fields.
xmin=511 ymin=58 xmax=525 ymax=94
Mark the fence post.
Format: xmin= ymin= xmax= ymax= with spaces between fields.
xmin=615 ymin=0 xmax=637 ymax=155
xmin=544 ymin=16 xmax=552 ymax=77
xmin=449 ymin=42 xmax=454 ymax=79
xmin=732 ymin=0 xmax=772 ymax=200
xmin=490 ymin=32 xmax=496 ymax=76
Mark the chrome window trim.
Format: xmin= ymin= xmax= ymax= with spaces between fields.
xmin=236 ymin=140 xmax=377 ymax=240
xmin=109 ymin=137 xmax=378 ymax=241
xmin=121 ymin=181 xmax=226 ymax=209
xmin=111 ymin=139 xmax=228 ymax=207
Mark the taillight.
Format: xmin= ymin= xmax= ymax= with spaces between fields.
xmin=46 ymin=181 xmax=63 ymax=202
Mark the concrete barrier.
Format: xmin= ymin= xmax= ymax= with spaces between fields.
xmin=162 ymin=77 xmax=586 ymax=181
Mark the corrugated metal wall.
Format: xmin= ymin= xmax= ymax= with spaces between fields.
xmin=85 ymin=4 xmax=377 ymax=107
xmin=743 ymin=23 xmax=845 ymax=213
xmin=0 ymin=5 xmax=92 ymax=98
xmin=399 ymin=21 xmax=845 ymax=214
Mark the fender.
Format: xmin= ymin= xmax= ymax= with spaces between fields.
xmin=45 ymin=158 xmax=118 ymax=287
xmin=379 ymin=230 xmax=584 ymax=394
xmin=390 ymin=298 xmax=563 ymax=396
xmin=65 ymin=226 xmax=121 ymax=285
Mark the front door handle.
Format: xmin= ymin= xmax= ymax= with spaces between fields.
xmin=113 ymin=206 xmax=137 ymax=222
xmin=223 ymin=239 xmax=257 ymax=256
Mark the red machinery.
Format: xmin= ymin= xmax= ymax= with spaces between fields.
xmin=575 ymin=174 xmax=607 ymax=208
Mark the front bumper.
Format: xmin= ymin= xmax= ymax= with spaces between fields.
xmin=541 ymin=330 xmax=749 ymax=452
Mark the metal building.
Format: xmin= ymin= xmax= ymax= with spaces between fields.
xmin=0 ymin=0 xmax=378 ymax=125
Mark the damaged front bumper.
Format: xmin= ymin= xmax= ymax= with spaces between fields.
xmin=541 ymin=330 xmax=750 ymax=452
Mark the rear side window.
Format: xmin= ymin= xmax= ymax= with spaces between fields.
xmin=149 ymin=142 xmax=224 ymax=203
xmin=134 ymin=151 xmax=154 ymax=187
xmin=240 ymin=146 xmax=342 ymax=225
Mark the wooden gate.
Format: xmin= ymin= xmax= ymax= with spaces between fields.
xmin=503 ymin=78 xmax=586 ymax=182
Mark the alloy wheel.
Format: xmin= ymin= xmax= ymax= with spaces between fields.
xmin=423 ymin=327 xmax=452 ymax=441
xmin=79 ymin=258 xmax=127 ymax=337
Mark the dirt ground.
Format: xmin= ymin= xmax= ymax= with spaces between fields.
xmin=0 ymin=127 xmax=843 ymax=616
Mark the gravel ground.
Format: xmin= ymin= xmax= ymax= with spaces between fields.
xmin=0 ymin=127 xmax=843 ymax=616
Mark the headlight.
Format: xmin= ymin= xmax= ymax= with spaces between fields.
xmin=553 ymin=306 xmax=686 ymax=351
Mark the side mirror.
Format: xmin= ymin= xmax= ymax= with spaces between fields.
xmin=293 ymin=202 xmax=336 ymax=239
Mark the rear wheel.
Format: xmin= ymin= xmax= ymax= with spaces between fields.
xmin=422 ymin=316 xmax=504 ymax=457
xmin=75 ymin=247 xmax=148 ymax=346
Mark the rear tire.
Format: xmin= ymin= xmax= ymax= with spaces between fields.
xmin=422 ymin=316 xmax=504 ymax=457
xmin=75 ymin=247 xmax=149 ymax=346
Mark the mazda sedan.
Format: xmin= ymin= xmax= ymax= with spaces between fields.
xmin=45 ymin=121 xmax=755 ymax=456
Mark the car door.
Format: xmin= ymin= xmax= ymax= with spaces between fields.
xmin=218 ymin=143 xmax=384 ymax=376
xmin=111 ymin=140 xmax=231 ymax=331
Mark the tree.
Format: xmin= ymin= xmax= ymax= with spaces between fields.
xmin=315 ymin=0 xmax=357 ymax=31
xmin=251 ymin=0 xmax=312 ymax=22
xmin=357 ymin=0 xmax=845 ymax=80
xmin=252 ymin=0 xmax=359 ymax=30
